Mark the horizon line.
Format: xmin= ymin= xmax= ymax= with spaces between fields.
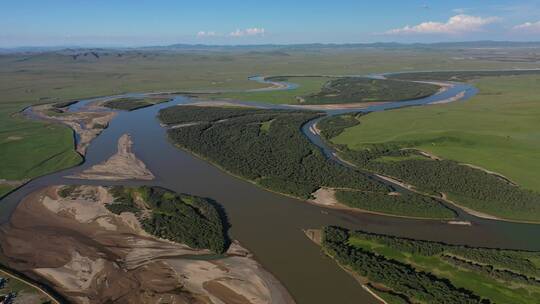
xmin=3 ymin=40 xmax=540 ymax=50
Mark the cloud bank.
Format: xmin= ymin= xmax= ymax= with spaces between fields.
xmin=229 ymin=28 xmax=265 ymax=37
xmin=513 ymin=21 xmax=540 ymax=32
xmin=196 ymin=28 xmax=266 ymax=38
xmin=386 ymin=14 xmax=498 ymax=35
xmin=196 ymin=31 xmax=216 ymax=37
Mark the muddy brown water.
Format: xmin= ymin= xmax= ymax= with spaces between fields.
xmin=3 ymin=78 xmax=540 ymax=304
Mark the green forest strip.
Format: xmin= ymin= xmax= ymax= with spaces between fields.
xmin=321 ymin=226 xmax=540 ymax=304
xmin=301 ymin=77 xmax=440 ymax=104
xmin=60 ymin=185 xmax=229 ymax=253
xmin=326 ymin=75 xmax=540 ymax=222
xmin=102 ymin=97 xmax=170 ymax=111
xmin=335 ymin=190 xmax=455 ymax=219
xmin=159 ymin=106 xmax=455 ymax=219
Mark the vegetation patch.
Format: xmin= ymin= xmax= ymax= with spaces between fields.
xmin=106 ymin=186 xmax=229 ymax=253
xmin=0 ymin=118 xmax=82 ymax=181
xmin=0 ymin=268 xmax=55 ymax=304
xmin=52 ymin=100 xmax=78 ymax=109
xmin=388 ymin=70 xmax=540 ymax=82
xmin=159 ymin=106 xmax=389 ymax=200
xmin=259 ymin=119 xmax=274 ymax=133
xmin=337 ymin=145 xmax=540 ymax=221
xmin=317 ymin=113 xmax=362 ymax=140
xmin=322 ymin=226 xmax=540 ymax=304
xmin=159 ymin=106 xmax=453 ymax=218
xmin=0 ymin=185 xmax=14 ymax=198
xmin=335 ymin=190 xmax=455 ymax=219
xmin=102 ymin=97 xmax=170 ymax=111
xmin=327 ymin=75 xmax=540 ymax=221
xmin=210 ymin=76 xmax=440 ymax=105
xmin=302 ymin=77 xmax=440 ymax=104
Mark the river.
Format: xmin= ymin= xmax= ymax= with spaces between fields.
xmin=2 ymin=75 xmax=540 ymax=304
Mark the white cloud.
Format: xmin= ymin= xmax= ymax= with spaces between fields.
xmin=452 ymin=8 xmax=470 ymax=14
xmin=513 ymin=21 xmax=540 ymax=32
xmin=386 ymin=14 xmax=498 ymax=35
xmin=230 ymin=27 xmax=265 ymax=37
xmin=196 ymin=31 xmax=216 ymax=37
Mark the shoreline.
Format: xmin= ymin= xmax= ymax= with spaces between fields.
xmin=307 ymin=187 xmax=456 ymax=221
xmin=168 ymin=139 xmax=459 ymax=222
xmin=302 ymin=229 xmax=388 ymax=304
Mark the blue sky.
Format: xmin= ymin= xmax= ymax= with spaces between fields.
xmin=1 ymin=0 xmax=540 ymax=47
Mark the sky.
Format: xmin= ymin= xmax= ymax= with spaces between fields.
xmin=1 ymin=0 xmax=540 ymax=47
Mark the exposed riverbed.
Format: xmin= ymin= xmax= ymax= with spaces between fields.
xmin=3 ymin=74 xmax=540 ymax=304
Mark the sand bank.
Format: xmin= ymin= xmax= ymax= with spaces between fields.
xmin=68 ymin=134 xmax=154 ymax=181
xmin=0 ymin=185 xmax=294 ymax=304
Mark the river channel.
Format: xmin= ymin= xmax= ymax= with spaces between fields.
xmin=2 ymin=75 xmax=540 ymax=304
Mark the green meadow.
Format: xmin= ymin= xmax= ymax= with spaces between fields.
xmin=0 ymin=48 xmax=537 ymax=193
xmin=211 ymin=76 xmax=333 ymax=104
xmin=333 ymin=75 xmax=540 ymax=192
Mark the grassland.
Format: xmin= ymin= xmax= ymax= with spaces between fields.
xmin=333 ymin=75 xmax=540 ymax=192
xmin=102 ymin=97 xmax=171 ymax=111
xmin=209 ymin=76 xmax=333 ymax=104
xmin=323 ymin=74 xmax=540 ymax=221
xmin=0 ymin=111 xmax=82 ymax=181
xmin=208 ymin=76 xmax=440 ymax=105
xmin=322 ymin=226 xmax=540 ymax=304
xmin=0 ymin=186 xmax=14 ymax=198
xmin=0 ymin=48 xmax=538 ymax=191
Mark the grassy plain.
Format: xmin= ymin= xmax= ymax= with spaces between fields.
xmin=211 ymin=76 xmax=333 ymax=104
xmin=334 ymin=75 xmax=540 ymax=192
xmin=0 ymin=48 xmax=538 ymax=189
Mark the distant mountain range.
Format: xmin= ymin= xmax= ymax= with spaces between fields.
xmin=2 ymin=41 xmax=540 ymax=54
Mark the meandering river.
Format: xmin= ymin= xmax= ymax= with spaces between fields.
xmin=2 ymin=74 xmax=540 ymax=304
